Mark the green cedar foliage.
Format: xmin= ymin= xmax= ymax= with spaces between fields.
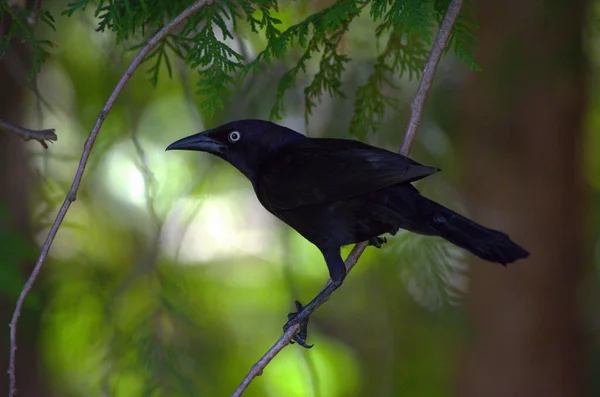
xmin=1 ymin=0 xmax=479 ymax=135
xmin=0 ymin=3 xmax=56 ymax=84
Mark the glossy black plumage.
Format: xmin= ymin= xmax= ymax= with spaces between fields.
xmin=256 ymin=138 xmax=439 ymax=210
xmin=167 ymin=119 xmax=529 ymax=346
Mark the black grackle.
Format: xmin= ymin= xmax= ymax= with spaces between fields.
xmin=167 ymin=119 xmax=529 ymax=347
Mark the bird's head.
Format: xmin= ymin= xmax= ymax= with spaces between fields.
xmin=166 ymin=119 xmax=305 ymax=183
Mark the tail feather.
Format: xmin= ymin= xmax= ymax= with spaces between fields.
xmin=385 ymin=186 xmax=530 ymax=265
xmin=420 ymin=198 xmax=529 ymax=265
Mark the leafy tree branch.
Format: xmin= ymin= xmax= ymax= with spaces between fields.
xmin=3 ymin=0 xmax=478 ymax=127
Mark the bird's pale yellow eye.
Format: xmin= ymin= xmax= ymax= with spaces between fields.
xmin=228 ymin=131 xmax=241 ymax=143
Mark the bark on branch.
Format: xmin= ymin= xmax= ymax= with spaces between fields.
xmin=0 ymin=118 xmax=57 ymax=145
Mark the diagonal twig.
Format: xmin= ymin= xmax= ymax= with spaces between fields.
xmin=400 ymin=0 xmax=464 ymax=156
xmin=26 ymin=0 xmax=43 ymax=25
xmin=230 ymin=1 xmax=464 ymax=396
xmin=7 ymin=1 xmax=215 ymax=396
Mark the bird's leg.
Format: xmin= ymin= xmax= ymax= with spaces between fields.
xmin=284 ymin=279 xmax=343 ymax=348
xmin=284 ymin=249 xmax=345 ymax=348
xmin=369 ymin=236 xmax=387 ymax=248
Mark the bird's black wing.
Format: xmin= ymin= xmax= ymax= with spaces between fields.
xmin=257 ymin=138 xmax=439 ymax=210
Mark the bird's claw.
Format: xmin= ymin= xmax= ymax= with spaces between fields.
xmin=284 ymin=301 xmax=314 ymax=349
xmin=369 ymin=236 xmax=387 ymax=248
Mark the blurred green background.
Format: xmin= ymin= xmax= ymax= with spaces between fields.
xmin=0 ymin=1 xmax=597 ymax=396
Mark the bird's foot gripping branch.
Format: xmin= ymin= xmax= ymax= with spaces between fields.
xmin=369 ymin=235 xmax=388 ymax=248
xmin=284 ymin=301 xmax=313 ymax=348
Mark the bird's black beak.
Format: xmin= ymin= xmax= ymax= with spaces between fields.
xmin=166 ymin=131 xmax=225 ymax=154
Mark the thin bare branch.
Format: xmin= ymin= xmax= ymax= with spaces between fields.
xmin=26 ymin=0 xmax=43 ymax=25
xmin=231 ymin=326 xmax=297 ymax=397
xmin=230 ymin=1 xmax=465 ymax=395
xmin=0 ymin=118 xmax=56 ymax=142
xmin=7 ymin=1 xmax=214 ymax=396
xmin=400 ymin=0 xmax=464 ymax=156
xmin=231 ymin=242 xmax=369 ymax=396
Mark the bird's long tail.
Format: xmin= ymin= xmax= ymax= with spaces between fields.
xmin=389 ymin=187 xmax=529 ymax=265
